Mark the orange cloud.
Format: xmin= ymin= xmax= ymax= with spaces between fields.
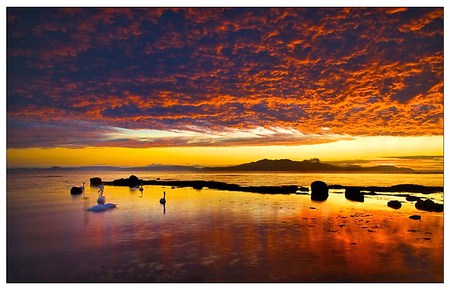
xmin=7 ymin=7 xmax=443 ymax=150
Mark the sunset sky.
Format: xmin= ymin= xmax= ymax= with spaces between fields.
xmin=6 ymin=7 xmax=444 ymax=170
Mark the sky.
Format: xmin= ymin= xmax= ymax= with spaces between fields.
xmin=6 ymin=6 xmax=444 ymax=170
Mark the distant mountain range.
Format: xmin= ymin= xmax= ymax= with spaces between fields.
xmin=206 ymin=159 xmax=416 ymax=173
xmin=11 ymin=158 xmax=417 ymax=173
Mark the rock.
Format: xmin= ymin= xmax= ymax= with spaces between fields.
xmin=406 ymin=195 xmax=421 ymax=202
xmin=415 ymin=199 xmax=444 ymax=212
xmin=409 ymin=215 xmax=421 ymax=220
xmin=297 ymin=186 xmax=309 ymax=193
xmin=345 ymin=188 xmax=364 ymax=202
xmin=128 ymin=175 xmax=140 ymax=188
xmin=70 ymin=186 xmax=83 ymax=195
xmin=387 ymin=200 xmax=402 ymax=209
xmin=310 ymin=181 xmax=328 ymax=201
xmin=108 ymin=175 xmax=142 ymax=187
xmin=90 ymin=177 xmax=103 ymax=186
xmin=105 ymin=178 xmax=298 ymax=194
xmin=193 ymin=184 xmax=203 ymax=190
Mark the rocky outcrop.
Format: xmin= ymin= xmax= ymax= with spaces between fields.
xmin=104 ymin=178 xmax=298 ymax=194
xmin=310 ymin=181 xmax=328 ymax=201
xmin=415 ymin=199 xmax=443 ymax=212
xmin=345 ymin=188 xmax=364 ymax=202
xmin=108 ymin=175 xmax=142 ymax=188
xmin=387 ymin=200 xmax=402 ymax=209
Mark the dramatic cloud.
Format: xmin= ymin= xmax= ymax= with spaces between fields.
xmin=7 ymin=7 xmax=443 ymax=148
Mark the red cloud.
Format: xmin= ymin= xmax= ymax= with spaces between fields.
xmin=7 ymin=8 xmax=443 ymax=149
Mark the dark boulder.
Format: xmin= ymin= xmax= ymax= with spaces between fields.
xmin=70 ymin=186 xmax=83 ymax=195
xmin=109 ymin=175 xmax=142 ymax=187
xmin=415 ymin=199 xmax=443 ymax=212
xmin=311 ymin=181 xmax=328 ymax=201
xmin=345 ymin=188 xmax=364 ymax=202
xmin=409 ymin=215 xmax=421 ymax=220
xmin=90 ymin=177 xmax=103 ymax=186
xmin=128 ymin=175 xmax=140 ymax=188
xmin=387 ymin=200 xmax=402 ymax=209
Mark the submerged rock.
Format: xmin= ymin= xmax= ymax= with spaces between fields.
xmin=310 ymin=181 xmax=328 ymax=201
xmin=387 ymin=200 xmax=402 ymax=209
xmin=345 ymin=188 xmax=364 ymax=202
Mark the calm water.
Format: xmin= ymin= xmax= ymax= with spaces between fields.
xmin=7 ymin=170 xmax=444 ymax=282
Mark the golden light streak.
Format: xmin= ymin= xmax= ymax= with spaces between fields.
xmin=7 ymin=135 xmax=443 ymax=170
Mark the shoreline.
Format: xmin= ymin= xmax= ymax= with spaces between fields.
xmin=103 ymin=177 xmax=444 ymax=195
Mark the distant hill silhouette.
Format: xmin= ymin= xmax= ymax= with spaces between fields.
xmin=206 ymin=159 xmax=416 ymax=173
xmin=11 ymin=158 xmax=416 ymax=173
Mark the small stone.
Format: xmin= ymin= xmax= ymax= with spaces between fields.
xmin=409 ymin=215 xmax=422 ymax=220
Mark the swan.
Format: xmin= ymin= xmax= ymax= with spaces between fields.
xmin=86 ymin=184 xmax=117 ymax=212
xmin=97 ymin=186 xmax=105 ymax=204
xmin=87 ymin=203 xmax=116 ymax=212
xmin=70 ymin=182 xmax=85 ymax=195
xmin=160 ymin=191 xmax=166 ymax=205
xmin=97 ymin=196 xmax=106 ymax=204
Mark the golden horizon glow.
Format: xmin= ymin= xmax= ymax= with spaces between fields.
xmin=6 ymin=135 xmax=443 ymax=171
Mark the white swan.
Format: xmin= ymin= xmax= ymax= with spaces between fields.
xmin=87 ymin=186 xmax=117 ymax=212
xmin=97 ymin=186 xmax=105 ymax=204
xmin=87 ymin=203 xmax=116 ymax=212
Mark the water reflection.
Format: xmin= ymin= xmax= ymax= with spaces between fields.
xmin=7 ymin=171 xmax=443 ymax=282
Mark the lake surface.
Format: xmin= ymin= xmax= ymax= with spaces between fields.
xmin=7 ymin=170 xmax=444 ymax=282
